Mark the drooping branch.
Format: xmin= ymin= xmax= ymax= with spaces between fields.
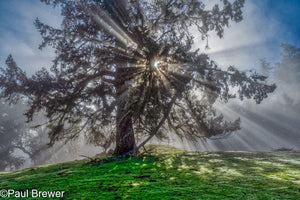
xmin=0 ymin=0 xmax=276 ymax=156
xmin=134 ymin=84 xmax=187 ymax=153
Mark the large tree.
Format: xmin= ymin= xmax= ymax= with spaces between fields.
xmin=0 ymin=0 xmax=275 ymax=155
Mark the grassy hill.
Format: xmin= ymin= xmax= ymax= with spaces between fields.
xmin=0 ymin=145 xmax=299 ymax=199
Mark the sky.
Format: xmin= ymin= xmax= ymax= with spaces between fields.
xmin=0 ymin=0 xmax=300 ymax=154
xmin=0 ymin=0 xmax=61 ymax=75
xmin=0 ymin=0 xmax=300 ymax=74
xmin=0 ymin=0 xmax=300 ymax=73
xmin=200 ymin=0 xmax=300 ymax=70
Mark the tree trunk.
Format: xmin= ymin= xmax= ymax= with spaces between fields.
xmin=113 ymin=68 xmax=135 ymax=155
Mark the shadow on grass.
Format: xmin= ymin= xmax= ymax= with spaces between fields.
xmin=0 ymin=145 xmax=299 ymax=199
xmin=122 ymin=148 xmax=300 ymax=199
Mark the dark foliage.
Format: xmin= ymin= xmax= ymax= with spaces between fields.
xmin=0 ymin=0 xmax=275 ymax=155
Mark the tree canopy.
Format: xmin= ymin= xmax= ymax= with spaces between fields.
xmin=0 ymin=0 xmax=275 ymax=155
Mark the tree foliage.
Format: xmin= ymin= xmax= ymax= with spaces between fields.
xmin=0 ymin=0 xmax=275 ymax=155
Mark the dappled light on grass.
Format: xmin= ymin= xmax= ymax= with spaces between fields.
xmin=0 ymin=145 xmax=299 ymax=199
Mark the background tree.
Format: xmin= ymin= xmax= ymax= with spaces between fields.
xmin=0 ymin=0 xmax=275 ymax=156
xmin=0 ymin=100 xmax=87 ymax=171
xmin=259 ymin=58 xmax=272 ymax=77
xmin=273 ymin=44 xmax=300 ymax=109
xmin=0 ymin=101 xmax=27 ymax=170
xmin=0 ymin=101 xmax=51 ymax=170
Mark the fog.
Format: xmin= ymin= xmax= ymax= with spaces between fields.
xmin=167 ymin=45 xmax=300 ymax=152
xmin=0 ymin=0 xmax=299 ymax=171
xmin=2 ymin=45 xmax=297 ymax=171
xmin=186 ymin=0 xmax=300 ymax=151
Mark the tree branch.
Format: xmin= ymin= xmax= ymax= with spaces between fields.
xmin=134 ymin=88 xmax=183 ymax=153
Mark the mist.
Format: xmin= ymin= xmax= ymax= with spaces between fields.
xmin=0 ymin=0 xmax=300 ymax=171
xmin=182 ymin=45 xmax=300 ymax=152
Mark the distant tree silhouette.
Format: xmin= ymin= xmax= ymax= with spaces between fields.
xmin=0 ymin=0 xmax=275 ymax=156
xmin=0 ymin=101 xmax=54 ymax=171
xmin=275 ymin=44 xmax=300 ymax=86
xmin=274 ymin=44 xmax=300 ymax=107
xmin=0 ymin=102 xmax=27 ymax=170
xmin=259 ymin=58 xmax=272 ymax=77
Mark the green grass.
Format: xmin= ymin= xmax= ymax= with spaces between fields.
xmin=0 ymin=144 xmax=299 ymax=199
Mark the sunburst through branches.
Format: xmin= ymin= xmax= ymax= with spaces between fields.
xmin=0 ymin=0 xmax=276 ymax=155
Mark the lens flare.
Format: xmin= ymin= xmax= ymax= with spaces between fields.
xmin=151 ymin=59 xmax=160 ymax=70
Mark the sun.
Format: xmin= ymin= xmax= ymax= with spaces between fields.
xmin=150 ymin=58 xmax=161 ymax=70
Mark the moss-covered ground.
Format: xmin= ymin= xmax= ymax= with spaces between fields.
xmin=0 ymin=145 xmax=299 ymax=199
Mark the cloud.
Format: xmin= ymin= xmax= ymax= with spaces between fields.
xmin=194 ymin=0 xmax=300 ymax=70
xmin=1 ymin=0 xmax=299 ymax=73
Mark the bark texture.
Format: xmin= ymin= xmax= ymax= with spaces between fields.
xmin=114 ymin=68 xmax=135 ymax=155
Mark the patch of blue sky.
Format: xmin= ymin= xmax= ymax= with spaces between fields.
xmin=0 ymin=0 xmax=299 ymax=73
